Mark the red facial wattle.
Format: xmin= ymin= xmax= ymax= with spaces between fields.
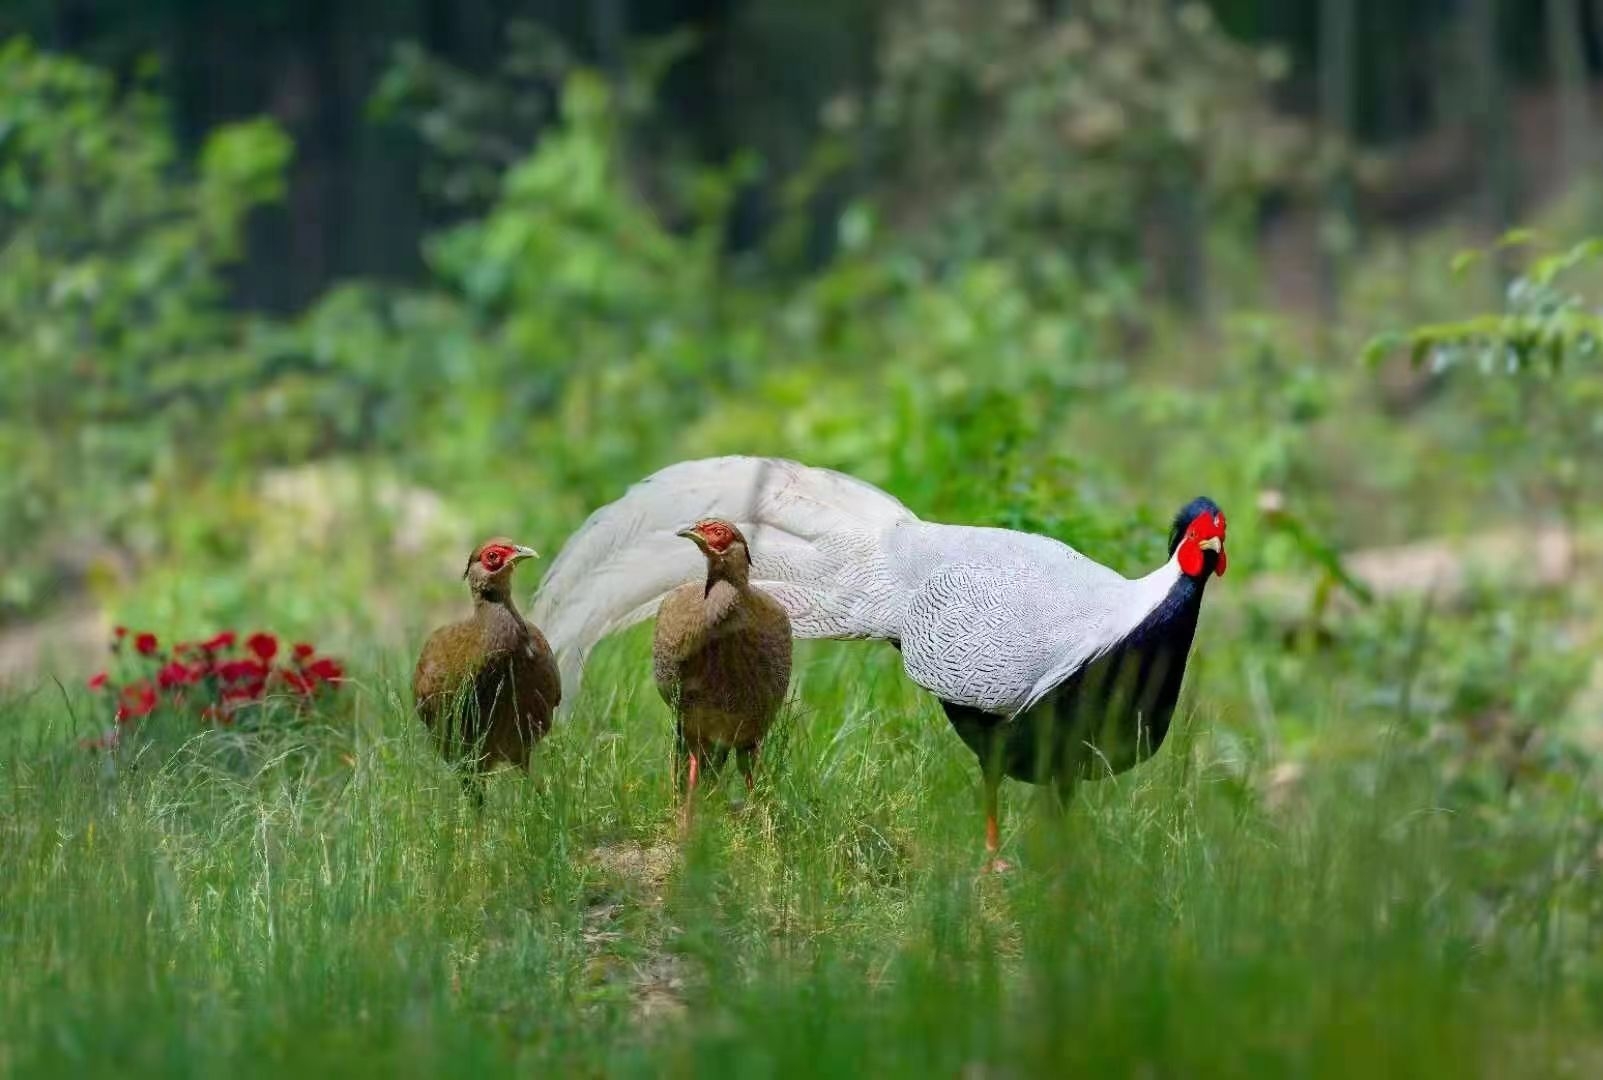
xmin=1177 ymin=511 xmax=1227 ymax=579
xmin=1178 ymin=540 xmax=1204 ymax=577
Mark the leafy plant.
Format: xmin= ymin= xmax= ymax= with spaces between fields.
xmin=828 ymin=0 xmax=1314 ymax=292
xmin=1363 ymin=233 xmax=1603 ymax=522
xmin=0 ymin=39 xmax=291 ymax=618
xmin=369 ymin=20 xmax=575 ymax=211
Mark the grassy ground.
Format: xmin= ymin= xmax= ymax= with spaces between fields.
xmin=3 ymin=615 xmax=1601 ymax=1078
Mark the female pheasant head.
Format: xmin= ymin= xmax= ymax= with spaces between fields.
xmin=676 ymin=518 xmax=751 ymax=582
xmin=464 ymin=537 xmax=539 ymax=600
xmin=1168 ymin=498 xmax=1227 ymax=580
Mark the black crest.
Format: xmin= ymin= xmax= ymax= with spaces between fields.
xmin=1167 ymin=496 xmax=1223 ymax=557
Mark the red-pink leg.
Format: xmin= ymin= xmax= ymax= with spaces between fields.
xmin=982 ymin=774 xmax=1011 ymax=874
xmin=679 ymin=751 xmax=700 ymax=834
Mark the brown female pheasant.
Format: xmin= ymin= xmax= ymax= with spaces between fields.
xmin=414 ymin=538 xmax=561 ymax=790
xmin=652 ymin=519 xmax=791 ymax=818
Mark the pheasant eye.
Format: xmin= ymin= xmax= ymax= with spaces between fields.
xmin=482 ymin=549 xmax=504 ymax=571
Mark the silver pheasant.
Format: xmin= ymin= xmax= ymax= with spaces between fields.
xmin=531 ymin=456 xmax=1227 ymax=869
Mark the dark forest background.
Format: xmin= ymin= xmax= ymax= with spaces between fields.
xmin=7 ymin=0 xmax=1600 ymax=312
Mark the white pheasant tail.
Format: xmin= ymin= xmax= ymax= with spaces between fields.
xmin=531 ymin=456 xmax=1189 ymax=718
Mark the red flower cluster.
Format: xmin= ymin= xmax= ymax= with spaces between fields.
xmin=82 ymin=627 xmax=345 ymax=748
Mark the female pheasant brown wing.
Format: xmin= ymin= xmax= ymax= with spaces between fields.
xmin=744 ymin=587 xmax=793 ymax=721
xmin=413 ymin=619 xmax=479 ymax=747
xmin=651 ymin=582 xmax=703 ymax=714
xmin=517 ymin=618 xmax=562 ymax=730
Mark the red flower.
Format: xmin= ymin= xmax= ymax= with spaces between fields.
xmin=246 ymin=632 xmax=279 ymax=663
xmin=305 ymin=657 xmax=344 ymax=684
xmin=217 ymin=658 xmax=268 ymax=683
xmin=83 ymin=626 xmax=341 ymax=750
xmin=156 ymin=660 xmax=199 ymax=690
xmin=222 ymin=680 xmax=265 ymax=703
xmin=115 ymin=681 xmax=158 ymax=722
xmin=113 ymin=626 xmax=128 ymax=640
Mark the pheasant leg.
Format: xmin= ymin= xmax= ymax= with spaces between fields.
xmin=981 ymin=769 xmax=1011 ymax=874
xmin=737 ymin=745 xmax=758 ymax=793
xmin=679 ymin=750 xmax=700 ymax=834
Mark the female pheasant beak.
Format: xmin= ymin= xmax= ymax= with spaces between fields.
xmin=675 ymin=520 xmax=740 ymax=556
xmin=511 ymin=545 xmax=539 ymax=563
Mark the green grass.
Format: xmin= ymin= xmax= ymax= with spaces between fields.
xmin=2 ymin=629 xmax=1600 ymax=1078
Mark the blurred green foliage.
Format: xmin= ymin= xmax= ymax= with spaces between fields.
xmin=836 ymin=0 xmax=1313 ymax=282
xmin=0 ymin=26 xmax=1583 ymax=643
xmin=0 ymin=40 xmax=290 ymax=614
xmin=368 ymin=20 xmax=576 ymax=213
xmin=1365 ymin=232 xmax=1603 ymax=521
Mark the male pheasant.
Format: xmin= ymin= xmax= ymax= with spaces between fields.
xmin=532 ymin=458 xmax=1226 ymax=871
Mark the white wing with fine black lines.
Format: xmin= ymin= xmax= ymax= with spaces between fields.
xmin=894 ymin=546 xmax=1179 ymax=716
xmin=532 ymin=454 xmax=1177 ymax=714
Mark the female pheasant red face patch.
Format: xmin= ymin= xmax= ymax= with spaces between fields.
xmin=693 ymin=520 xmax=737 ymax=553
xmin=473 ymin=541 xmax=520 ymax=573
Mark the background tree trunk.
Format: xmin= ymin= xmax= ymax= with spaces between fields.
xmin=1549 ymin=0 xmax=1596 ymax=225
xmin=1469 ymin=0 xmax=1516 ymax=288
xmin=1318 ymin=0 xmax=1356 ymax=321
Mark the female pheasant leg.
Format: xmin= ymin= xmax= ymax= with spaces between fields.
xmin=679 ymin=750 xmax=700 ymax=834
xmin=737 ymin=746 xmax=757 ymax=793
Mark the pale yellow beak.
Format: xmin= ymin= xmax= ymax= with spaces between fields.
xmin=512 ymin=545 xmax=539 ymax=563
xmin=1198 ymin=537 xmax=1222 ymax=553
xmin=677 ymin=526 xmax=721 ymax=556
